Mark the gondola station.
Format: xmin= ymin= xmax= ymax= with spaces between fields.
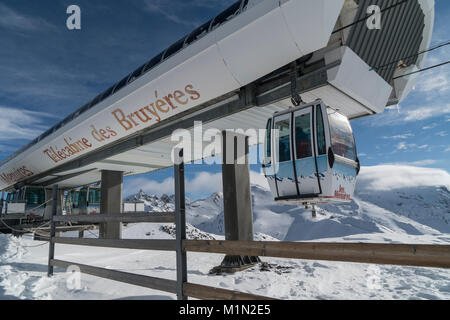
xmin=0 ymin=0 xmax=438 ymax=276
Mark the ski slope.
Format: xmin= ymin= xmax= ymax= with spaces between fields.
xmin=1 ymin=165 xmax=449 ymax=300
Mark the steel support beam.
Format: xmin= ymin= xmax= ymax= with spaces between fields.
xmin=99 ymin=170 xmax=123 ymax=239
xmin=174 ymin=149 xmax=187 ymax=300
xmin=47 ymin=184 xmax=58 ymax=277
xmin=214 ymin=132 xmax=259 ymax=273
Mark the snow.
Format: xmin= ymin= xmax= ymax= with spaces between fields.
xmin=1 ymin=165 xmax=450 ymax=300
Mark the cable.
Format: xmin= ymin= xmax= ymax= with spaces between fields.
xmin=333 ymin=0 xmax=409 ymax=34
xmin=0 ymin=217 xmax=50 ymax=235
xmin=17 ymin=241 xmax=49 ymax=248
xmin=26 ymin=199 xmax=54 ymax=213
xmin=373 ymin=40 xmax=450 ymax=71
xmin=393 ymin=60 xmax=450 ymax=79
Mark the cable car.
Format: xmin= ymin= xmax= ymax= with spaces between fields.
xmin=263 ymin=100 xmax=360 ymax=206
xmin=4 ymin=186 xmax=47 ymax=218
xmin=65 ymin=186 xmax=101 ymax=215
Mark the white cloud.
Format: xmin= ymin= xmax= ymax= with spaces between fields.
xmin=403 ymin=104 xmax=450 ymax=122
xmin=436 ymin=131 xmax=448 ymax=137
xmin=124 ymin=170 xmax=270 ymax=197
xmin=415 ymin=70 xmax=450 ymax=95
xmin=423 ymin=123 xmax=438 ymax=130
xmin=124 ymin=172 xmax=221 ymax=197
xmin=384 ymin=159 xmax=437 ymax=167
xmin=142 ymin=0 xmax=234 ymax=27
xmin=357 ymin=165 xmax=450 ymax=191
xmin=445 ymin=147 xmax=450 ymax=152
xmin=395 ymin=142 xmax=418 ymax=151
xmin=363 ymin=103 xmax=450 ymax=127
xmin=0 ymin=4 xmax=55 ymax=32
xmin=0 ymin=106 xmax=59 ymax=141
xmin=124 ymin=176 xmax=175 ymax=197
xmin=396 ymin=142 xmax=408 ymax=150
xmin=406 ymin=160 xmax=436 ymax=166
xmin=187 ymin=172 xmax=222 ymax=194
xmin=395 ymin=142 xmax=429 ymax=152
xmin=383 ymin=133 xmax=414 ymax=139
xmin=143 ymin=0 xmax=199 ymax=26
xmin=414 ymin=44 xmax=450 ymax=97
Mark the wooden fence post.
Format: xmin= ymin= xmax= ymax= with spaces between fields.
xmin=174 ymin=149 xmax=187 ymax=300
xmin=47 ymin=184 xmax=58 ymax=277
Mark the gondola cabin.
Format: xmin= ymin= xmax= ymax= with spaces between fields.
xmin=65 ymin=186 xmax=101 ymax=215
xmin=4 ymin=186 xmax=47 ymax=217
xmin=263 ymin=100 xmax=360 ymax=205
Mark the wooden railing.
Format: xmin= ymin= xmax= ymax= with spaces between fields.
xmin=47 ymin=155 xmax=450 ymax=300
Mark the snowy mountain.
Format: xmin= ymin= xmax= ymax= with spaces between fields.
xmin=124 ymin=189 xmax=178 ymax=212
xmin=125 ymin=165 xmax=450 ymax=244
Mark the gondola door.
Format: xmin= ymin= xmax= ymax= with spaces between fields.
xmin=293 ymin=106 xmax=321 ymax=196
xmin=273 ymin=113 xmax=297 ymax=198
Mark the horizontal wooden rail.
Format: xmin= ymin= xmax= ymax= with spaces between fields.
xmin=50 ymin=259 xmax=272 ymax=300
xmin=53 ymin=212 xmax=175 ymax=224
xmin=184 ymin=240 xmax=450 ymax=269
xmin=183 ymin=283 xmax=275 ymax=300
xmin=25 ymin=225 xmax=96 ymax=233
xmin=53 ymin=237 xmax=176 ymax=251
xmin=50 ymin=259 xmax=177 ymax=294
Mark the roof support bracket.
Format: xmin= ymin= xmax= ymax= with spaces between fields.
xmin=290 ymin=61 xmax=303 ymax=106
xmin=240 ymin=84 xmax=257 ymax=107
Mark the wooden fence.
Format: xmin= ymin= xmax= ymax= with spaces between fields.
xmin=47 ymin=157 xmax=450 ymax=300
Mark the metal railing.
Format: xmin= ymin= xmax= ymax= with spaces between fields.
xmin=47 ymin=152 xmax=450 ymax=300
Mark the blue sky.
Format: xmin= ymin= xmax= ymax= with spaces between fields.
xmin=0 ymin=0 xmax=449 ymax=199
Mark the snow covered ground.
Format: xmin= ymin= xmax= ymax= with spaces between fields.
xmin=1 ymin=165 xmax=449 ymax=300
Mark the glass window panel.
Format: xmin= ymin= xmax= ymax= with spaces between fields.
xmin=185 ymin=20 xmax=212 ymax=46
xmin=90 ymin=93 xmax=103 ymax=108
xmin=328 ymin=110 xmax=356 ymax=160
xmin=295 ymin=113 xmax=312 ymax=159
xmin=275 ymin=118 xmax=291 ymax=163
xmin=25 ymin=187 xmax=45 ymax=205
xmin=128 ymin=64 xmax=146 ymax=84
xmin=6 ymin=192 xmax=15 ymax=202
xmin=17 ymin=188 xmax=24 ymax=202
xmin=71 ymin=191 xmax=79 ymax=208
xmin=316 ymin=106 xmax=327 ymax=155
xmin=163 ymin=38 xmax=186 ymax=60
xmin=89 ymin=188 xmax=101 ymax=203
xmin=79 ymin=188 xmax=87 ymax=207
xmin=241 ymin=0 xmax=249 ymax=10
xmin=143 ymin=52 xmax=164 ymax=73
xmin=112 ymin=76 xmax=129 ymax=94
xmin=102 ymin=85 xmax=115 ymax=99
xmin=211 ymin=1 xmax=241 ymax=31
xmin=95 ymin=189 xmax=101 ymax=203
